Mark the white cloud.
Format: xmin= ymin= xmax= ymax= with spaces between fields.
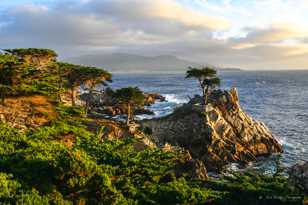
xmin=0 ymin=0 xmax=308 ymax=69
xmin=147 ymin=0 xmax=229 ymax=30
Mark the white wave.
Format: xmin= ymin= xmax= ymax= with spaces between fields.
xmin=277 ymin=137 xmax=295 ymax=149
xmin=163 ymin=94 xmax=187 ymax=104
xmin=135 ymin=114 xmax=154 ymax=120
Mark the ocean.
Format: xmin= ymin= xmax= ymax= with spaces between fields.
xmin=110 ymin=70 xmax=308 ymax=170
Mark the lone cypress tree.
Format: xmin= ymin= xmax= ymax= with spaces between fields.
xmin=186 ymin=66 xmax=220 ymax=105
xmin=113 ymin=87 xmax=144 ymax=125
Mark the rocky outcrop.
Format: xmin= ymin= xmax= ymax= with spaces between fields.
xmin=97 ymin=105 xmax=154 ymax=116
xmin=85 ymin=92 xmax=165 ymax=117
xmin=141 ymin=88 xmax=283 ymax=171
xmin=174 ymin=151 xmax=208 ymax=180
xmin=288 ymin=161 xmax=308 ymax=193
xmin=143 ymin=93 xmax=166 ymax=105
xmin=160 ymin=150 xmax=208 ymax=181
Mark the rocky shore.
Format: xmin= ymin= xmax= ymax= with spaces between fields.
xmin=83 ymin=91 xmax=165 ymax=116
xmin=141 ymin=88 xmax=283 ymax=171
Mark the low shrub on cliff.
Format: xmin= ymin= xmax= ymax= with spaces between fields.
xmin=0 ymin=121 xmax=224 ymax=204
xmin=0 ymin=120 xmax=304 ymax=205
xmin=0 ymin=54 xmax=63 ymax=100
xmin=207 ymin=172 xmax=304 ymax=205
xmin=4 ymin=48 xmax=58 ymax=58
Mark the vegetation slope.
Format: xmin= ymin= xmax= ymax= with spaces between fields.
xmin=0 ymin=49 xmax=305 ymax=205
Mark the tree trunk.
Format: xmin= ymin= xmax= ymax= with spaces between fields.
xmin=85 ymin=88 xmax=93 ymax=115
xmin=126 ymin=103 xmax=131 ymax=125
xmin=71 ymin=87 xmax=76 ymax=106
xmin=198 ymin=79 xmax=206 ymax=105
xmin=202 ymin=87 xmax=206 ymax=105
xmin=204 ymin=86 xmax=209 ymax=106
xmin=0 ymin=86 xmax=6 ymax=105
xmin=0 ymin=93 xmax=4 ymax=105
xmin=57 ymin=66 xmax=62 ymax=103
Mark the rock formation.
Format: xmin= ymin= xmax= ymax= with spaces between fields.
xmin=174 ymin=151 xmax=208 ymax=180
xmin=84 ymin=92 xmax=165 ymax=117
xmin=143 ymin=93 xmax=166 ymax=106
xmin=288 ymin=161 xmax=308 ymax=193
xmin=141 ymin=88 xmax=283 ymax=171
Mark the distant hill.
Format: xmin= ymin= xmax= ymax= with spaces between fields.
xmin=65 ymin=53 xmax=240 ymax=73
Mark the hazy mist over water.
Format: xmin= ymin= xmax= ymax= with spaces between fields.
xmin=111 ymin=70 xmax=308 ymax=169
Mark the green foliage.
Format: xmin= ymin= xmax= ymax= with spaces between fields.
xmin=186 ymin=66 xmax=221 ymax=104
xmin=0 ymin=54 xmax=19 ymax=102
xmin=57 ymin=62 xmax=112 ymax=89
xmin=0 ymin=119 xmax=303 ymax=205
xmin=57 ymin=62 xmax=112 ymax=105
xmin=0 ymin=121 xmax=224 ymax=204
xmin=186 ymin=66 xmax=217 ymax=80
xmin=0 ymin=48 xmax=304 ymax=204
xmin=113 ymin=87 xmax=145 ymax=105
xmin=0 ymin=173 xmax=21 ymax=198
xmin=207 ymin=172 xmax=304 ymax=204
xmin=12 ymin=67 xmax=62 ymax=96
xmin=0 ymin=49 xmax=112 ymax=104
xmin=4 ymin=48 xmax=57 ymax=57
xmin=113 ymin=87 xmax=145 ymax=124
xmin=202 ymin=77 xmax=221 ymax=89
xmin=56 ymin=105 xmax=86 ymax=117
xmin=0 ymin=54 xmax=64 ymax=100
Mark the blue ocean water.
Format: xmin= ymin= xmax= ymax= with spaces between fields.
xmin=111 ymin=71 xmax=308 ymax=168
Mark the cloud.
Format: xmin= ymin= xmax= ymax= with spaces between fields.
xmin=0 ymin=0 xmax=308 ymax=70
xmin=86 ymin=0 xmax=229 ymax=30
xmin=0 ymin=0 xmax=227 ymax=51
xmin=230 ymin=24 xmax=308 ymax=52
xmin=238 ymin=25 xmax=307 ymax=44
xmin=145 ymin=0 xmax=229 ymax=30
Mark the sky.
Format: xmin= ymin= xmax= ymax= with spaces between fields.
xmin=1 ymin=0 xmax=308 ymax=70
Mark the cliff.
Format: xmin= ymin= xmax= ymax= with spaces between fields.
xmin=141 ymin=88 xmax=283 ymax=171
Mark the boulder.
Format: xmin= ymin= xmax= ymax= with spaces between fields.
xmin=141 ymin=88 xmax=282 ymax=171
xmin=175 ymin=151 xmax=208 ymax=180
xmin=160 ymin=150 xmax=208 ymax=181
xmin=144 ymin=93 xmax=166 ymax=106
xmin=288 ymin=161 xmax=308 ymax=193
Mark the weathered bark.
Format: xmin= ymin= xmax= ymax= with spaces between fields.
xmin=0 ymin=87 xmax=4 ymax=105
xmin=204 ymin=86 xmax=209 ymax=106
xmin=198 ymin=79 xmax=205 ymax=104
xmin=85 ymin=88 xmax=94 ymax=115
xmin=126 ymin=103 xmax=131 ymax=125
xmin=71 ymin=87 xmax=76 ymax=106
xmin=57 ymin=67 xmax=62 ymax=103
xmin=1 ymin=94 xmax=4 ymax=105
